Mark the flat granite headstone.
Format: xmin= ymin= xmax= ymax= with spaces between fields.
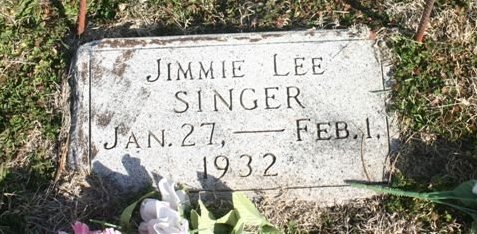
xmin=70 ymin=29 xmax=394 ymax=203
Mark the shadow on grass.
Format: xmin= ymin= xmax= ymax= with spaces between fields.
xmin=392 ymin=136 xmax=477 ymax=189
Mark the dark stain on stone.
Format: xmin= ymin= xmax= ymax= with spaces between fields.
xmin=305 ymin=30 xmax=316 ymax=36
xmin=96 ymin=34 xmax=289 ymax=50
xmin=149 ymin=36 xmax=227 ymax=45
xmin=261 ymin=33 xmax=285 ymax=39
xmin=77 ymin=126 xmax=89 ymax=165
xmin=112 ymin=50 xmax=135 ymax=77
xmin=91 ymin=58 xmax=105 ymax=83
xmin=118 ymin=123 xmax=130 ymax=136
xmin=96 ymin=111 xmax=114 ymax=127
xmin=140 ymin=87 xmax=151 ymax=99
xmin=98 ymin=39 xmax=148 ymax=48
xmin=79 ymin=61 xmax=88 ymax=83
xmin=91 ymin=145 xmax=99 ymax=159
xmin=97 ymin=36 xmax=228 ymax=49
xmin=234 ymin=36 xmax=252 ymax=40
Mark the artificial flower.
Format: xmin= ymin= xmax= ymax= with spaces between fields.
xmin=97 ymin=228 xmax=122 ymax=234
xmin=72 ymin=222 xmax=90 ymax=234
xmin=139 ymin=199 xmax=189 ymax=234
xmin=157 ymin=178 xmax=190 ymax=211
xmin=138 ymin=218 xmax=189 ymax=234
xmin=140 ymin=199 xmax=176 ymax=222
xmin=58 ymin=221 xmax=121 ymax=234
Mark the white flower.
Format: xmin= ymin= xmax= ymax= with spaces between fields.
xmin=158 ymin=178 xmax=190 ymax=211
xmin=140 ymin=199 xmax=173 ymax=222
xmin=472 ymin=182 xmax=477 ymax=195
xmin=139 ymin=218 xmax=189 ymax=234
xmin=139 ymin=198 xmax=189 ymax=234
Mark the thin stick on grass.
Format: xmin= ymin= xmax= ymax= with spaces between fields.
xmin=77 ymin=0 xmax=87 ymax=36
xmin=415 ymin=0 xmax=435 ymax=42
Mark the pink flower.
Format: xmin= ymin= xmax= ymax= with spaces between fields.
xmin=72 ymin=222 xmax=90 ymax=234
xmin=58 ymin=221 xmax=121 ymax=234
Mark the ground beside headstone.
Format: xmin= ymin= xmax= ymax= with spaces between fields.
xmin=69 ymin=29 xmax=394 ymax=203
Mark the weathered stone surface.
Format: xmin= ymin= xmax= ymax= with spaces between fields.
xmin=70 ymin=30 xmax=394 ymax=203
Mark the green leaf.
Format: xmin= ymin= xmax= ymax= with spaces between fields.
xmin=194 ymin=200 xmax=218 ymax=234
xmin=349 ymin=182 xmax=433 ymax=199
xmin=216 ymin=210 xmax=238 ymax=226
xmin=232 ymin=192 xmax=282 ymax=233
xmin=349 ymin=181 xmax=477 ymax=205
xmin=233 ymin=193 xmax=267 ymax=226
xmin=191 ymin=209 xmax=200 ymax=230
xmin=261 ymin=225 xmax=282 ymax=234
xmin=231 ymin=219 xmax=244 ymax=234
xmin=192 ymin=199 xmax=238 ymax=233
xmin=451 ymin=180 xmax=477 ymax=208
xmin=120 ymin=190 xmax=158 ymax=232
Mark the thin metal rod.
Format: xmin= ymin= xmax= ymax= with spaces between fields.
xmin=415 ymin=0 xmax=436 ymax=42
xmin=77 ymin=0 xmax=87 ymax=36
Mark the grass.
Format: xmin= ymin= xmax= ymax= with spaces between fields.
xmin=0 ymin=0 xmax=73 ymax=232
xmin=392 ymin=38 xmax=477 ymax=140
xmin=0 ymin=0 xmax=476 ymax=233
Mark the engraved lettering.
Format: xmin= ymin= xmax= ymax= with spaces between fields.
xmin=213 ymin=89 xmax=233 ymax=111
xmin=199 ymin=61 xmax=214 ymax=79
xmin=239 ymin=88 xmax=258 ymax=110
xmin=125 ymin=132 xmax=141 ymax=149
xmin=173 ymin=91 xmax=189 ymax=113
xmin=177 ymin=62 xmax=194 ymax=80
xmin=335 ymin=121 xmax=349 ymax=139
xmin=316 ymin=122 xmax=331 ymax=140
xmin=286 ymin=86 xmax=305 ymax=108
xmin=296 ymin=118 xmax=310 ymax=141
xmin=273 ymin=53 xmax=290 ymax=76
xmin=294 ymin=57 xmax=307 ymax=75
xmin=232 ymin=60 xmax=245 ymax=78
xmin=312 ymin=57 xmax=324 ymax=75
xmin=146 ymin=59 xmax=161 ymax=82
xmin=264 ymin=87 xmax=281 ymax=109
xmin=104 ymin=126 xmax=118 ymax=150
xmin=148 ymin=130 xmax=165 ymax=148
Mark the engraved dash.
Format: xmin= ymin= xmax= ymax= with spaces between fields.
xmin=233 ymin=129 xmax=285 ymax=134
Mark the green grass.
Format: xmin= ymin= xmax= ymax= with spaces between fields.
xmin=0 ymin=0 xmax=476 ymax=232
xmin=0 ymin=0 xmax=72 ymax=232
xmin=392 ymin=37 xmax=477 ymax=140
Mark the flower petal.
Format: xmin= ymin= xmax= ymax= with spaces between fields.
xmin=72 ymin=221 xmax=90 ymax=234
xmin=138 ymin=221 xmax=149 ymax=234
xmin=139 ymin=216 xmax=189 ymax=234
xmin=157 ymin=204 xmax=181 ymax=221
xmin=146 ymin=219 xmax=168 ymax=234
xmin=178 ymin=218 xmax=189 ymax=234
xmin=99 ymin=228 xmax=121 ymax=234
xmin=153 ymin=218 xmax=189 ymax=234
xmin=140 ymin=198 xmax=171 ymax=222
xmin=158 ymin=178 xmax=177 ymax=208
xmin=175 ymin=190 xmax=190 ymax=208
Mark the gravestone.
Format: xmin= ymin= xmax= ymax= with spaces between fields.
xmin=69 ymin=29 xmax=394 ymax=203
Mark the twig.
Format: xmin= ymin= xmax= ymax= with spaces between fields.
xmin=415 ymin=0 xmax=435 ymax=42
xmin=360 ymin=134 xmax=371 ymax=181
xmin=77 ymin=0 xmax=87 ymax=36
